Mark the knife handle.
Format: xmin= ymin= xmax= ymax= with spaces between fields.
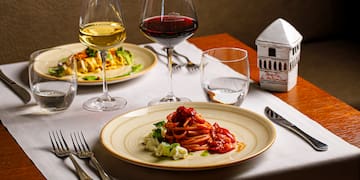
xmin=288 ymin=125 xmax=328 ymax=151
xmin=0 ymin=69 xmax=31 ymax=104
xmin=0 ymin=69 xmax=16 ymax=85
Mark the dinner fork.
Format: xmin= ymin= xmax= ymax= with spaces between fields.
xmin=144 ymin=45 xmax=182 ymax=72
xmin=49 ymin=130 xmax=93 ymax=180
xmin=71 ymin=132 xmax=111 ymax=180
xmin=169 ymin=48 xmax=200 ymax=72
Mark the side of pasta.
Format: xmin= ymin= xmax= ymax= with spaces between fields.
xmin=144 ymin=106 xmax=244 ymax=160
xmin=48 ymin=47 xmax=142 ymax=80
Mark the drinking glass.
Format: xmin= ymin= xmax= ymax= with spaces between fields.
xmin=139 ymin=0 xmax=198 ymax=105
xmin=29 ymin=48 xmax=77 ymax=111
xmin=200 ymin=48 xmax=250 ymax=106
xmin=79 ymin=0 xmax=127 ymax=111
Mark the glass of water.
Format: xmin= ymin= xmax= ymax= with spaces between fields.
xmin=200 ymin=47 xmax=250 ymax=106
xmin=29 ymin=48 xmax=77 ymax=111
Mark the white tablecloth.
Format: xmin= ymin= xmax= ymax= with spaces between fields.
xmin=0 ymin=41 xmax=359 ymax=180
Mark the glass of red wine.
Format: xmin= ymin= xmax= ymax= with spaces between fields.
xmin=140 ymin=0 xmax=198 ymax=105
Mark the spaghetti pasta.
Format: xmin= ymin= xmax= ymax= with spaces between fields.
xmin=164 ymin=106 xmax=237 ymax=153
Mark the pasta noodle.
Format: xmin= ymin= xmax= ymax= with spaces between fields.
xmin=73 ymin=47 xmax=133 ymax=74
xmin=164 ymin=106 xmax=237 ymax=153
xmin=48 ymin=47 xmax=133 ymax=77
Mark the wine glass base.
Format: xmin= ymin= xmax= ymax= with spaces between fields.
xmin=83 ymin=96 xmax=127 ymax=112
xmin=148 ymin=95 xmax=191 ymax=106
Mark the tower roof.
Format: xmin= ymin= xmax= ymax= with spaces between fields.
xmin=256 ymin=18 xmax=302 ymax=48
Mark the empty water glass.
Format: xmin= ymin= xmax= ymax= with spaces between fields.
xmin=200 ymin=47 xmax=250 ymax=106
xmin=29 ymin=48 xmax=77 ymax=111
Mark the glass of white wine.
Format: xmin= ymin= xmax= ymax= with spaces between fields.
xmin=79 ymin=0 xmax=127 ymax=111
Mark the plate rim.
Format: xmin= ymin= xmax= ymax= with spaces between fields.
xmin=35 ymin=42 xmax=158 ymax=86
xmin=100 ymin=102 xmax=276 ymax=171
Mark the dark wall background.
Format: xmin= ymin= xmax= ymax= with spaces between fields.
xmin=0 ymin=0 xmax=349 ymax=64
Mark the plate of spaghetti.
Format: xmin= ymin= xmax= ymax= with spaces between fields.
xmin=100 ymin=102 xmax=276 ymax=170
xmin=33 ymin=42 xmax=157 ymax=86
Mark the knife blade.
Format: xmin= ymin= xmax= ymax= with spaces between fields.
xmin=265 ymin=106 xmax=328 ymax=151
xmin=0 ymin=69 xmax=31 ymax=104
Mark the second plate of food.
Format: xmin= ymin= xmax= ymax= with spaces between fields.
xmin=33 ymin=43 xmax=157 ymax=85
xmin=101 ymin=102 xmax=276 ymax=170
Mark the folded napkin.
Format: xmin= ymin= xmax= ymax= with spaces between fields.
xmin=0 ymin=41 xmax=359 ymax=180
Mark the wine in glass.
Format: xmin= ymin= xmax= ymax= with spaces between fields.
xmin=140 ymin=0 xmax=198 ymax=105
xmin=79 ymin=0 xmax=127 ymax=111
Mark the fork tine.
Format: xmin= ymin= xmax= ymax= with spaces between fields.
xmin=76 ymin=132 xmax=85 ymax=152
xmin=174 ymin=65 xmax=181 ymax=72
xmin=54 ymin=131 xmax=62 ymax=150
xmin=57 ymin=130 xmax=69 ymax=151
xmin=72 ymin=131 xmax=87 ymax=152
xmin=191 ymin=66 xmax=198 ymax=72
xmin=80 ymin=131 xmax=91 ymax=151
xmin=60 ymin=130 xmax=69 ymax=150
xmin=71 ymin=132 xmax=79 ymax=153
xmin=52 ymin=131 xmax=63 ymax=151
xmin=49 ymin=132 xmax=56 ymax=151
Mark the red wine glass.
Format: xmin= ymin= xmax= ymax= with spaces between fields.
xmin=139 ymin=0 xmax=198 ymax=105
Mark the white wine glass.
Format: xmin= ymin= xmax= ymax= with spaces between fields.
xmin=79 ymin=0 xmax=127 ymax=111
xmin=139 ymin=0 xmax=198 ymax=105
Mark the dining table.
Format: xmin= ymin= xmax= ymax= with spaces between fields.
xmin=0 ymin=33 xmax=359 ymax=180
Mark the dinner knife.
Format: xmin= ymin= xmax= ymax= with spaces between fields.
xmin=0 ymin=69 xmax=31 ymax=104
xmin=264 ymin=106 xmax=328 ymax=151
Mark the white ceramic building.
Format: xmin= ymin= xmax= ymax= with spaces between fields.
xmin=255 ymin=18 xmax=303 ymax=92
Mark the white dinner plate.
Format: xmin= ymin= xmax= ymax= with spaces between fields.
xmin=101 ymin=102 xmax=276 ymax=171
xmin=34 ymin=43 xmax=157 ymax=86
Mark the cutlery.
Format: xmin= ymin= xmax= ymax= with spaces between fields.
xmin=265 ymin=106 xmax=328 ymax=151
xmin=144 ymin=45 xmax=182 ymax=71
xmin=0 ymin=69 xmax=31 ymax=104
xmin=49 ymin=130 xmax=93 ymax=180
xmin=71 ymin=132 xmax=111 ymax=180
xmin=165 ymin=48 xmax=200 ymax=72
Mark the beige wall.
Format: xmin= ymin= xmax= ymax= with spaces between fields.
xmin=0 ymin=0 xmax=346 ymax=64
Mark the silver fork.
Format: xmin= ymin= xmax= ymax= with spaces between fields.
xmin=172 ymin=49 xmax=200 ymax=72
xmin=71 ymin=132 xmax=111 ymax=180
xmin=144 ymin=45 xmax=182 ymax=72
xmin=49 ymin=130 xmax=93 ymax=180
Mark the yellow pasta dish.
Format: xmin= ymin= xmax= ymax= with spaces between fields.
xmin=48 ymin=47 xmax=142 ymax=80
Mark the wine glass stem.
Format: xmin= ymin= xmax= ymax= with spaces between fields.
xmin=165 ymin=47 xmax=175 ymax=98
xmin=100 ymin=50 xmax=111 ymax=101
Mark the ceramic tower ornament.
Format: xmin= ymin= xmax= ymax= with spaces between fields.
xmin=255 ymin=18 xmax=303 ymax=92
